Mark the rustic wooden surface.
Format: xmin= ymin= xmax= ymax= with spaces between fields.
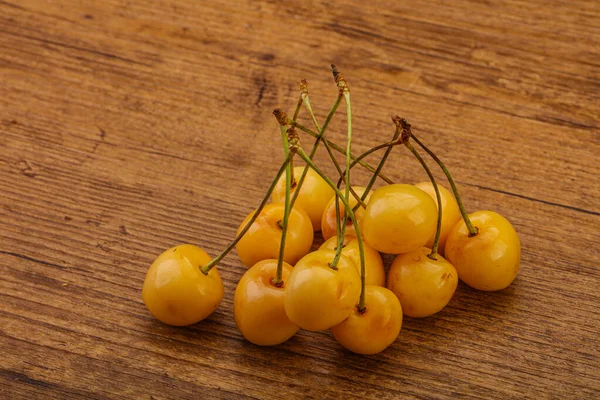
xmin=1 ymin=0 xmax=599 ymax=399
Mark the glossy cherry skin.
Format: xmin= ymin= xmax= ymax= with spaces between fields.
xmin=414 ymin=181 xmax=461 ymax=254
xmin=235 ymin=203 xmax=313 ymax=268
xmin=284 ymin=249 xmax=361 ymax=331
xmin=234 ymin=259 xmax=299 ymax=346
xmin=272 ymin=166 xmax=334 ymax=231
xmin=445 ymin=210 xmax=521 ymax=291
xmin=387 ymin=247 xmax=458 ymax=318
xmin=330 ymin=286 xmax=403 ymax=355
xmin=321 ymin=186 xmax=373 ymax=241
xmin=362 ymin=184 xmax=438 ymax=254
xmin=319 ymin=236 xmax=385 ymax=287
xmin=142 ymin=244 xmax=224 ymax=326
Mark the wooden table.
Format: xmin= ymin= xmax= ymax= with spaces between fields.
xmin=1 ymin=1 xmax=598 ymax=399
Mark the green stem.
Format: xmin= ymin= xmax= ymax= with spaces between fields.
xmin=404 ymin=141 xmax=442 ymax=259
xmin=302 ymin=91 xmax=321 ymax=134
xmin=352 ymin=125 xmax=402 ymax=212
xmin=336 ymin=140 xmax=400 ymax=188
xmin=289 ymin=95 xmax=343 ymax=210
xmin=290 ymin=121 xmax=394 ymax=184
xmin=320 ymin=133 xmax=344 ymax=177
xmin=301 ymin=92 xmax=345 ymax=179
xmin=332 ymin=140 xmax=401 ymax=235
xmin=301 ymin=90 xmax=351 ymax=239
xmin=292 ymin=95 xmax=303 ymax=122
xmin=287 ymin=108 xmax=367 ymax=225
xmin=272 ymin=126 xmax=294 ymax=286
xmin=297 ymin=148 xmax=367 ymax=312
xmin=318 ymin=138 xmax=367 ymax=209
xmin=279 ymin=124 xmax=294 ymax=188
xmin=201 ymin=152 xmax=294 ymax=274
xmin=334 ymin=189 xmax=342 ymax=247
xmin=288 ymin=112 xmax=369 ymax=209
xmin=332 ymin=84 xmax=352 ymax=267
xmin=410 ymin=134 xmax=478 ymax=237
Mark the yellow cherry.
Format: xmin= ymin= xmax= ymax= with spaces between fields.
xmin=284 ymin=249 xmax=360 ymax=331
xmin=387 ymin=247 xmax=458 ymax=317
xmin=321 ymin=186 xmax=373 ymax=241
xmin=445 ymin=210 xmax=521 ymax=291
xmin=234 ymin=259 xmax=299 ymax=346
xmin=319 ymin=236 xmax=385 ymax=287
xmin=272 ymin=166 xmax=334 ymax=231
xmin=142 ymin=244 xmax=224 ymax=326
xmin=414 ymin=181 xmax=461 ymax=254
xmin=330 ymin=286 xmax=403 ymax=355
xmin=362 ymin=184 xmax=438 ymax=254
xmin=235 ymin=203 xmax=313 ymax=268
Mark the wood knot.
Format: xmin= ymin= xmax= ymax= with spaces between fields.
xmin=18 ymin=160 xmax=38 ymax=178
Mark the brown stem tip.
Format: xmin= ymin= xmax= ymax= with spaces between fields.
xmin=392 ymin=116 xmax=412 ymax=144
xmin=286 ymin=127 xmax=300 ymax=150
xmin=270 ymin=278 xmax=284 ymax=288
xmin=273 ymin=109 xmax=289 ymax=126
xmin=331 ymin=65 xmax=349 ymax=95
xmin=392 ymin=115 xmax=411 ymax=130
xmin=331 ymin=64 xmax=340 ymax=79
xmin=331 ymin=64 xmax=348 ymax=94
xmin=299 ymin=79 xmax=308 ymax=95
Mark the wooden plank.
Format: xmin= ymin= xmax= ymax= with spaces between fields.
xmin=1 ymin=0 xmax=599 ymax=398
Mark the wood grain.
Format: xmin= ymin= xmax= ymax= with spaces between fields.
xmin=1 ymin=0 xmax=599 ymax=398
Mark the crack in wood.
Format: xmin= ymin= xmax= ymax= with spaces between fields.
xmin=459 ymin=181 xmax=600 ymax=217
xmin=0 ymin=250 xmax=67 ymax=270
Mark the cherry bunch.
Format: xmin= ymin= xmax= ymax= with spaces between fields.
xmin=142 ymin=66 xmax=521 ymax=355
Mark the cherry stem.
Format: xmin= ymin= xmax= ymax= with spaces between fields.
xmin=334 ymin=186 xmax=342 ymax=241
xmin=292 ymin=92 xmax=303 ymax=122
xmin=289 ymin=89 xmax=343 ymax=210
xmin=296 ymin=147 xmax=367 ymax=313
xmin=289 ymin=121 xmax=394 ymax=185
xmin=333 ymin=140 xmax=400 ymax=233
xmin=331 ymin=66 xmax=352 ymax=268
xmin=282 ymin=89 xmax=303 ymax=186
xmin=200 ymin=152 xmax=294 ymax=275
xmin=351 ymin=123 xmax=402 ymax=213
xmin=403 ymin=140 xmax=442 ymax=259
xmin=301 ymin=83 xmax=351 ymax=188
xmin=336 ymin=140 xmax=400 ymax=188
xmin=281 ymin=85 xmax=366 ymax=211
xmin=410 ymin=133 xmax=479 ymax=237
xmin=312 ymin=122 xmax=366 ymax=208
xmin=297 ymin=82 xmax=346 ymax=242
xmin=279 ymin=124 xmax=295 ymax=193
xmin=273 ymin=126 xmax=294 ymax=286
xmin=301 ymin=79 xmax=323 ymax=136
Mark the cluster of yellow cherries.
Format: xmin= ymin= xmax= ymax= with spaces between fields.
xmin=142 ymin=66 xmax=521 ymax=355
